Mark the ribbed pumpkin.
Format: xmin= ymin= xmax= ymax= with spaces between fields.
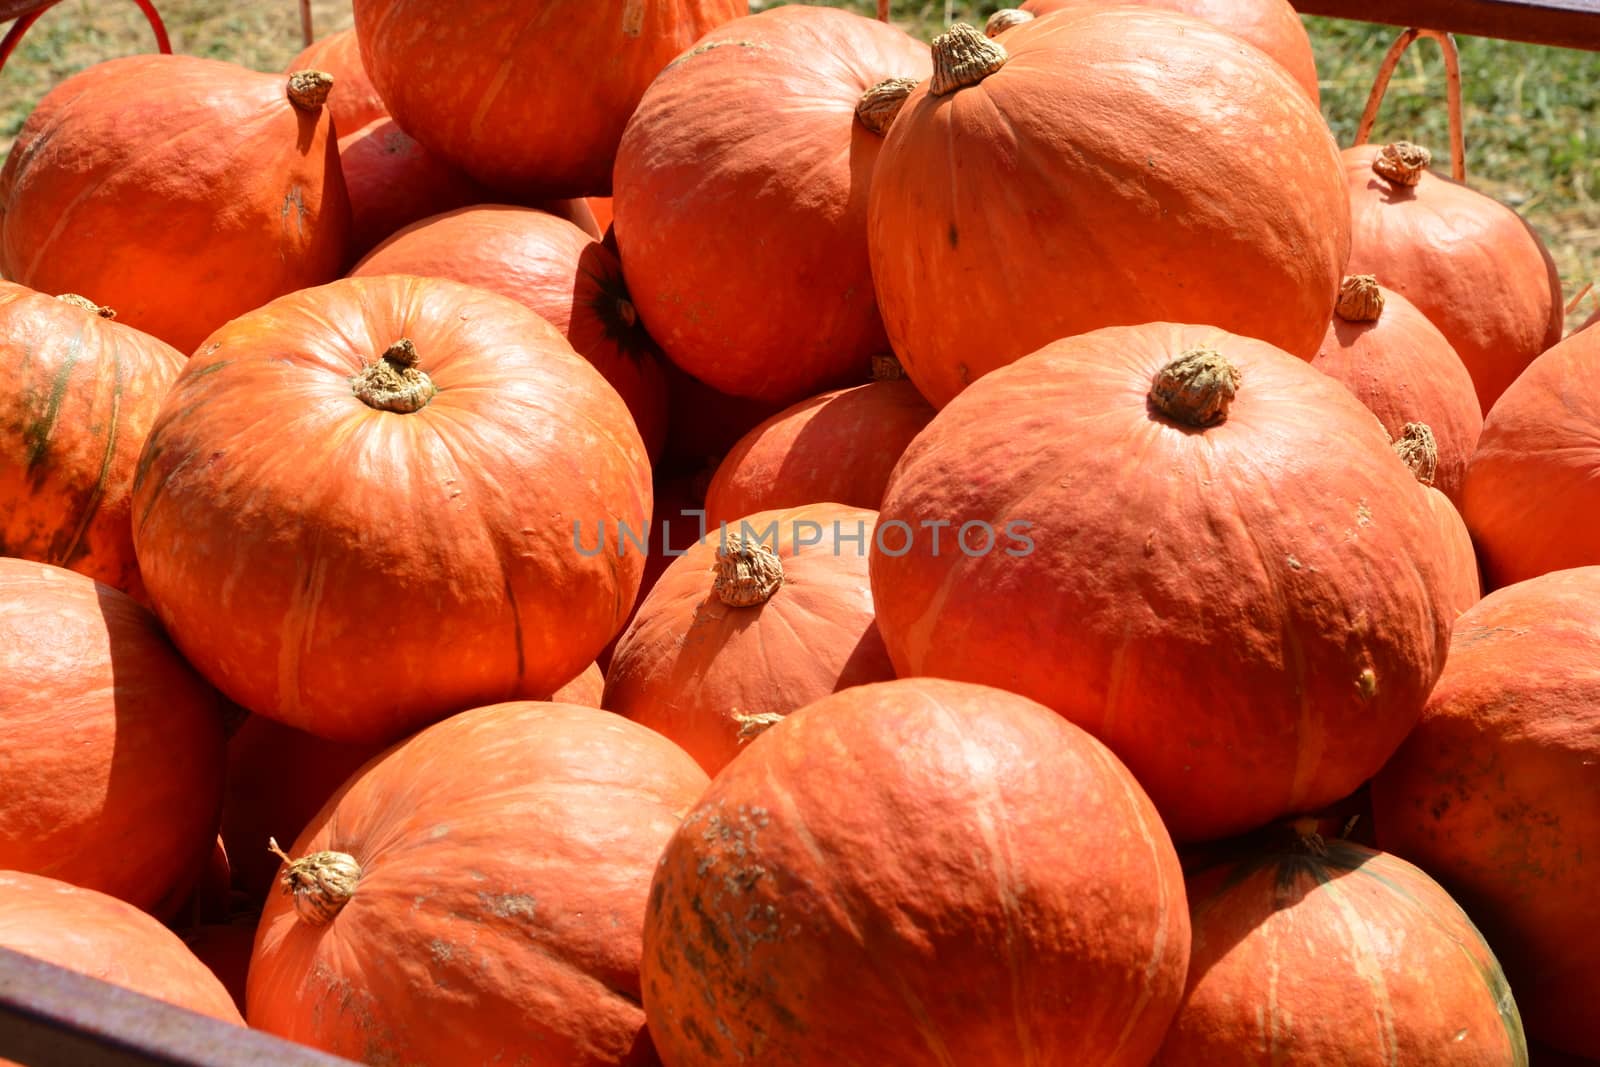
xmin=130 ymin=275 xmax=651 ymax=745
xmin=0 ymin=560 xmax=224 ymax=914
xmin=1154 ymin=828 xmax=1526 ymax=1065
xmin=1344 ymin=142 xmax=1563 ymax=414
xmin=286 ymin=28 xmax=386 ymax=134
xmin=1312 ymin=275 xmax=1482 ymax=505
xmin=603 ymin=503 xmax=896 ymax=775
xmin=869 ymin=15 xmax=1349 ymax=408
xmin=1459 ymin=324 xmax=1600 ymax=587
xmin=995 ymin=0 xmax=1319 ymax=104
xmin=0 ymin=283 xmax=184 ymax=601
xmin=351 ymin=206 xmax=668 ymax=460
xmin=1372 ymin=567 xmax=1600 ymax=1059
xmin=613 ymin=6 xmax=931 ymax=404
xmin=0 ymin=872 xmax=243 ymax=1026
xmin=644 ymin=677 xmax=1190 ymax=1065
xmin=870 ymin=324 xmax=1454 ymax=841
xmin=351 ymin=0 xmax=746 ymax=198
xmin=0 ymin=55 xmax=350 ymax=354
xmin=704 ymin=373 xmax=935 ymax=526
xmin=248 ymin=701 xmax=708 ymax=1067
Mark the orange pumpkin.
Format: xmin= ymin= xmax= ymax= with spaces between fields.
xmin=869 ymin=15 xmax=1349 ymax=408
xmin=131 ymin=276 xmax=651 ymax=745
xmin=0 ymin=55 xmax=350 ymax=354
xmin=352 ymin=206 xmax=669 ymax=461
xmin=351 ymin=0 xmax=747 ymax=198
xmin=0 ymin=560 xmax=224 ymax=914
xmin=248 ymin=701 xmax=708 ymax=1066
xmin=286 ymin=28 xmax=386 ymax=134
xmin=870 ymin=324 xmax=1454 ymax=841
xmin=613 ymin=5 xmax=931 ymax=404
xmin=179 ymin=913 xmax=259 ymax=1018
xmin=597 ymin=471 xmax=710 ymax=675
xmin=336 ymin=119 xmax=490 ymax=262
xmin=0 ymin=283 xmax=184 ymax=601
xmin=662 ymin=362 xmax=789 ymax=470
xmin=643 ymin=677 xmax=1190 ymax=1064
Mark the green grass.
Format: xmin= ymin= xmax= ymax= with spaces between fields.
xmin=2 ymin=0 xmax=1596 ymax=325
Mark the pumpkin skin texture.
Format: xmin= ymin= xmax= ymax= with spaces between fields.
xmin=870 ymin=323 xmax=1454 ymax=841
xmin=0 ymin=55 xmax=350 ymax=355
xmin=1312 ymin=277 xmax=1482 ymax=506
xmin=247 ymin=701 xmax=709 ymax=1067
xmin=287 ymin=28 xmax=386 ymax=134
xmin=1370 ymin=568 xmax=1600 ymax=1058
xmin=351 ymin=0 xmax=747 ymax=198
xmin=130 ymin=275 xmax=651 ymax=745
xmin=643 ymin=677 xmax=1191 ymax=1066
xmin=1459 ymin=326 xmax=1600 ymax=588
xmin=336 ymin=119 xmax=490 ymax=263
xmin=869 ymin=13 xmax=1349 ymax=409
xmin=1344 ymin=143 xmax=1563 ymax=415
xmin=613 ymin=6 xmax=932 ymax=404
xmin=1423 ymin=486 xmax=1482 ymax=620
xmin=0 ymin=282 xmax=184 ymax=601
xmin=603 ymin=503 xmax=896 ymax=775
xmin=352 ymin=205 xmax=669 ymax=462
xmin=0 ymin=872 xmax=243 ymax=1027
xmin=704 ymin=378 xmax=935 ymax=526
xmin=0 ymin=560 xmax=224 ymax=914
xmin=1154 ymin=835 xmax=1526 ymax=1065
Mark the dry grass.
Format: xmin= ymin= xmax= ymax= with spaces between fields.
xmin=2 ymin=0 xmax=1595 ymax=326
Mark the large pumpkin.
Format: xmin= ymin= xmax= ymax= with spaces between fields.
xmin=0 ymin=55 xmax=350 ymax=354
xmin=286 ymin=28 xmax=386 ymax=134
xmin=869 ymin=15 xmax=1349 ymax=408
xmin=870 ymin=323 xmax=1454 ymax=841
xmin=1344 ymin=141 xmax=1563 ymax=414
xmin=1459 ymin=324 xmax=1600 ymax=587
xmin=130 ymin=275 xmax=651 ymax=745
xmin=1312 ymin=275 xmax=1482 ymax=506
xmin=351 ymin=206 xmax=669 ymax=461
xmin=0 ymin=283 xmax=184 ymax=600
xmin=604 ymin=503 xmax=896 ymax=775
xmin=1155 ymin=829 xmax=1526 ymax=1064
xmin=613 ymin=5 xmax=931 ymax=404
xmin=351 ymin=0 xmax=746 ymax=198
xmin=248 ymin=701 xmax=708 ymax=1067
xmin=0 ymin=560 xmax=224 ymax=914
xmin=643 ymin=677 xmax=1190 ymax=1065
xmin=1371 ymin=567 xmax=1600 ymax=1058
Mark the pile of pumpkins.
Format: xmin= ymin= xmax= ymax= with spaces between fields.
xmin=1 ymin=0 xmax=1595 ymax=1063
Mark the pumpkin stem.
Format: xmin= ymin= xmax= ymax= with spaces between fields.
xmin=985 ymin=8 xmax=1034 ymax=36
xmin=1372 ymin=141 xmax=1432 ymax=187
xmin=286 ymin=70 xmax=335 ymax=111
xmin=267 ymin=836 xmax=361 ymax=926
xmin=1391 ymin=422 xmax=1439 ymax=487
xmin=55 ymin=293 xmax=115 ymax=319
xmin=856 ymin=77 xmax=919 ymax=135
xmin=1288 ymin=817 xmax=1331 ymax=857
xmin=615 ymin=295 xmax=638 ymax=330
xmin=734 ymin=710 xmax=786 ymax=742
xmin=1335 ymin=275 xmax=1385 ymax=322
xmin=1148 ymin=347 xmax=1241 ymax=428
xmin=870 ymin=352 xmax=907 ymax=381
xmin=352 ymin=338 xmax=437 ymax=413
xmin=713 ymin=536 xmax=784 ymax=607
xmin=930 ymin=24 xmax=1007 ymax=96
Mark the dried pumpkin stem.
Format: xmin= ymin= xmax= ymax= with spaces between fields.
xmin=352 ymin=338 xmax=437 ymax=413
xmin=1391 ymin=422 xmax=1439 ymax=487
xmin=1149 ymin=347 xmax=1241 ymax=428
xmin=870 ymin=352 xmax=907 ymax=381
xmin=1372 ymin=141 xmax=1431 ymax=187
xmin=930 ymin=24 xmax=1007 ymax=96
xmin=1288 ymin=817 xmax=1332 ymax=857
xmin=985 ymin=8 xmax=1034 ymax=36
xmin=286 ymin=70 xmax=335 ymax=111
xmin=55 ymin=293 xmax=115 ymax=318
xmin=856 ymin=77 xmax=919 ymax=135
xmin=267 ymin=836 xmax=361 ymax=926
xmin=1335 ymin=275 xmax=1385 ymax=322
xmin=713 ymin=537 xmax=784 ymax=607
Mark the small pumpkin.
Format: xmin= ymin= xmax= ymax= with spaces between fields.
xmin=336 ymin=119 xmax=490 ymax=262
xmin=286 ymin=28 xmax=386 ymax=133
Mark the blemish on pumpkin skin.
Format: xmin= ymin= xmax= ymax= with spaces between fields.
xmin=948 ymin=222 xmax=960 ymax=248
xmin=479 ymin=892 xmax=537 ymax=919
xmin=1356 ymin=668 xmax=1378 ymax=698
xmin=621 ymin=0 xmax=645 ymax=36
xmin=281 ymin=185 xmax=308 ymax=239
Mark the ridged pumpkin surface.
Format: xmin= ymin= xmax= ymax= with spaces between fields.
xmin=286 ymin=28 xmax=386 ymax=134
xmin=613 ymin=5 xmax=932 ymax=403
xmin=1372 ymin=568 xmax=1600 ymax=1059
xmin=869 ymin=12 xmax=1350 ymax=408
xmin=643 ymin=677 xmax=1190 ymax=1065
xmin=247 ymin=701 xmax=709 ymax=1067
xmin=0 ymin=560 xmax=224 ymax=913
xmin=0 ymin=282 xmax=184 ymax=600
xmin=0 ymin=55 xmax=350 ymax=354
xmin=870 ymin=323 xmax=1453 ymax=841
xmin=130 ymin=275 xmax=651 ymax=745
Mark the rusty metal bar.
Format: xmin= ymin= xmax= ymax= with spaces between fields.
xmin=299 ymin=0 xmax=312 ymax=45
xmin=1292 ymin=0 xmax=1600 ymax=50
xmin=1353 ymin=28 xmax=1468 ymax=180
xmin=0 ymin=0 xmax=171 ymax=76
xmin=0 ymin=947 xmax=358 ymax=1067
